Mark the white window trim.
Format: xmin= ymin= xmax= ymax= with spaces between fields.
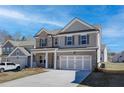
xmin=80 ymin=35 xmax=87 ymax=45
xmin=66 ymin=36 xmax=73 ymax=46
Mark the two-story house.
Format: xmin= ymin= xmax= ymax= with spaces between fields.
xmin=31 ymin=18 xmax=102 ymax=71
xmin=112 ymin=51 xmax=124 ymax=62
xmin=1 ymin=40 xmax=34 ymax=68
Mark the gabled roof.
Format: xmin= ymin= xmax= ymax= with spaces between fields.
xmin=2 ymin=40 xmax=35 ymax=47
xmin=8 ymin=47 xmax=31 ymax=57
xmin=34 ymin=28 xmax=49 ymax=37
xmin=34 ymin=28 xmax=61 ymax=37
xmin=60 ymin=18 xmax=96 ymax=33
xmin=2 ymin=40 xmax=15 ymax=47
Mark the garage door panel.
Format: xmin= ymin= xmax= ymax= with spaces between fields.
xmin=61 ymin=61 xmax=66 ymax=69
xmin=75 ymin=59 xmax=83 ymax=70
xmin=68 ymin=59 xmax=74 ymax=70
xmin=60 ymin=55 xmax=92 ymax=70
xmin=84 ymin=56 xmax=91 ymax=70
xmin=60 ymin=56 xmax=67 ymax=69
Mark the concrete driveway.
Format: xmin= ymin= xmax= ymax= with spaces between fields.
xmin=0 ymin=69 xmax=91 ymax=87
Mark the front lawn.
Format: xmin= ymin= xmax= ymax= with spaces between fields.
xmin=0 ymin=68 xmax=45 ymax=83
xmin=104 ymin=62 xmax=124 ymax=71
xmin=79 ymin=62 xmax=124 ymax=87
xmin=79 ymin=71 xmax=124 ymax=87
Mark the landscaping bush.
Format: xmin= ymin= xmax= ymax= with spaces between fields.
xmin=100 ymin=63 xmax=105 ymax=68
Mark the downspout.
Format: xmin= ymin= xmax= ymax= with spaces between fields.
xmin=97 ymin=29 xmax=101 ymax=68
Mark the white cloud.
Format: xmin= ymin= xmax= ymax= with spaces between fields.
xmin=0 ymin=8 xmax=67 ymax=27
xmin=0 ymin=8 xmax=28 ymax=20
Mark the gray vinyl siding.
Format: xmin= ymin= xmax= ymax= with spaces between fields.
xmin=10 ymin=49 xmax=26 ymax=56
xmin=57 ymin=33 xmax=97 ymax=48
xmin=65 ymin=21 xmax=90 ymax=32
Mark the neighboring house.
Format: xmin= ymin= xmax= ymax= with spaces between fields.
xmin=31 ymin=18 xmax=102 ymax=71
xmin=112 ymin=51 xmax=124 ymax=62
xmin=100 ymin=44 xmax=108 ymax=62
xmin=1 ymin=40 xmax=34 ymax=68
xmin=108 ymin=52 xmax=116 ymax=62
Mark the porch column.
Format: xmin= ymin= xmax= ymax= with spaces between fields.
xmin=30 ymin=52 xmax=33 ymax=68
xmin=45 ymin=52 xmax=48 ymax=68
xmin=54 ymin=50 xmax=57 ymax=69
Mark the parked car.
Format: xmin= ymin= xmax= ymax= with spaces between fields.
xmin=0 ymin=62 xmax=21 ymax=72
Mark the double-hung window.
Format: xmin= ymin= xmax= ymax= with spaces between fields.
xmin=55 ymin=38 xmax=58 ymax=45
xmin=80 ymin=35 xmax=87 ymax=44
xmin=7 ymin=47 xmax=10 ymax=52
xmin=79 ymin=35 xmax=89 ymax=45
xmin=66 ymin=36 xmax=74 ymax=45
xmin=40 ymin=39 xmax=47 ymax=47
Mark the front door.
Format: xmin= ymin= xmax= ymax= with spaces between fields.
xmin=39 ymin=56 xmax=45 ymax=67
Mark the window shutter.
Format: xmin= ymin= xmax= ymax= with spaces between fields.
xmin=65 ymin=36 xmax=67 ymax=45
xmin=39 ymin=39 xmax=41 ymax=47
xmin=73 ymin=36 xmax=74 ymax=45
xmin=78 ymin=35 xmax=80 ymax=45
xmin=87 ymin=34 xmax=89 ymax=44
xmin=45 ymin=39 xmax=47 ymax=46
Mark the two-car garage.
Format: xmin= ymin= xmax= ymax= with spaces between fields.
xmin=59 ymin=55 xmax=92 ymax=70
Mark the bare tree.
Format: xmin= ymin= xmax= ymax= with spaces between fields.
xmin=21 ymin=36 xmax=27 ymax=41
xmin=0 ymin=29 xmax=13 ymax=42
xmin=26 ymin=34 xmax=34 ymax=40
xmin=13 ymin=31 xmax=22 ymax=41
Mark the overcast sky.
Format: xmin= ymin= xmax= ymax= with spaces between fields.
xmin=0 ymin=5 xmax=123 ymax=52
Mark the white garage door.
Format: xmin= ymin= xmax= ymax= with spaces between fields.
xmin=60 ymin=55 xmax=92 ymax=70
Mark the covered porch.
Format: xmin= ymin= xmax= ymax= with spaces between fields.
xmin=31 ymin=48 xmax=57 ymax=69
